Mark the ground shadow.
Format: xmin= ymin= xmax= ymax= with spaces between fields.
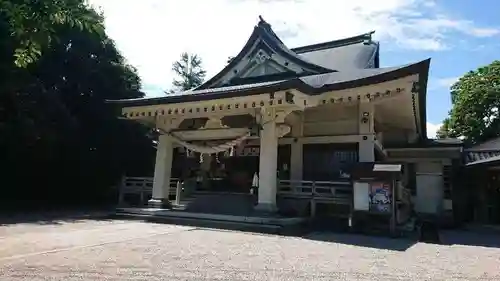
xmin=439 ymin=230 xmax=500 ymax=248
xmin=113 ymin=210 xmax=419 ymax=251
xmin=0 ymin=209 xmax=116 ymax=226
xmin=302 ymin=231 xmax=417 ymax=251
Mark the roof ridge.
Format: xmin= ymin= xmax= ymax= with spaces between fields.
xmin=292 ymin=31 xmax=376 ymax=54
xmin=257 ymin=15 xmax=285 ymax=45
xmin=195 ymin=16 xmax=335 ymax=90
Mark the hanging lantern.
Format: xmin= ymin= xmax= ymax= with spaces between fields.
xmin=411 ymin=81 xmax=420 ymax=93
xmin=147 ymin=128 xmax=161 ymax=139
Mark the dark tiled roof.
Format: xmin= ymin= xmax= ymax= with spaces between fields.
xmin=257 ymin=19 xmax=330 ymax=71
xmin=465 ymin=150 xmax=500 ymax=165
xmin=197 ymin=17 xmax=334 ymax=90
xmin=291 ymin=31 xmax=374 ymax=53
xmin=385 ymin=138 xmax=463 ymax=149
xmin=298 ymin=42 xmax=378 ymax=70
xmin=110 ymin=80 xmax=285 ymax=105
xmin=292 ymin=31 xmax=378 ymax=70
xmin=299 ymin=65 xmax=403 ymax=88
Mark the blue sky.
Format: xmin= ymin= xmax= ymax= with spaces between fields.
xmin=89 ymin=0 xmax=499 ymax=137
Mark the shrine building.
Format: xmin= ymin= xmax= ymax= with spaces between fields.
xmin=108 ymin=17 xmax=462 ymax=224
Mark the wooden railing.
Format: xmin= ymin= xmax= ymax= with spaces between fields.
xmin=278 ymin=180 xmax=352 ymax=200
xmin=278 ymin=180 xmax=353 ymax=217
xmin=278 ymin=180 xmax=352 ymax=204
xmin=117 ymin=177 xmax=353 ymax=214
xmin=118 ymin=176 xmax=179 ymax=206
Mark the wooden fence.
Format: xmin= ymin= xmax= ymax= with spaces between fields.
xmin=118 ymin=177 xmax=179 ymax=206
xmin=118 ymin=177 xmax=353 ymax=215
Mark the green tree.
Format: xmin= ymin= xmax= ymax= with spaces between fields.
xmin=436 ymin=118 xmax=451 ymax=139
xmin=437 ymin=61 xmax=500 ymax=144
xmin=0 ymin=0 xmax=155 ymax=208
xmin=170 ymin=52 xmax=206 ymax=92
xmin=0 ymin=0 xmax=104 ymax=67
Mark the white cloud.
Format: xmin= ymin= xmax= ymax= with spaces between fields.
xmin=86 ymin=0 xmax=499 ymax=96
xmin=434 ymin=76 xmax=459 ymax=89
xmin=427 ymin=122 xmax=442 ymax=139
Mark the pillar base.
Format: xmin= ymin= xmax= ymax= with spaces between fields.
xmin=254 ymin=202 xmax=278 ymax=214
xmin=148 ymin=198 xmax=172 ymax=209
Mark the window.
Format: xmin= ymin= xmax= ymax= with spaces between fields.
xmin=303 ymin=143 xmax=358 ymax=181
xmin=443 ymin=165 xmax=452 ymax=199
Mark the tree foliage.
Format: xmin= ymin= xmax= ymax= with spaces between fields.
xmin=0 ymin=0 xmax=155 ymax=209
xmin=436 ymin=118 xmax=451 ymax=139
xmin=170 ymin=52 xmax=206 ymax=92
xmin=436 ymin=61 xmax=500 ymax=144
xmin=0 ymin=0 xmax=105 ymax=67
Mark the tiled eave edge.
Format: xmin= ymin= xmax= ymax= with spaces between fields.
xmin=120 ymin=91 xmax=306 ymax=120
xmin=119 ymin=75 xmax=416 ymax=128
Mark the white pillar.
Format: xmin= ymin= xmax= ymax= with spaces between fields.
xmin=149 ymin=134 xmax=174 ymax=208
xmin=255 ymin=112 xmax=279 ymax=213
xmin=358 ymin=102 xmax=375 ymax=162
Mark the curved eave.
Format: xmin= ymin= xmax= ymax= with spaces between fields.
xmin=196 ymin=27 xmax=261 ymax=90
xmin=106 ymin=81 xmax=288 ymax=106
xmin=466 ymin=154 xmax=500 ymax=167
xmin=257 ymin=26 xmax=334 ymax=73
xmin=107 ymin=59 xmax=430 ymax=112
xmin=297 ymin=59 xmax=429 ymax=95
xmin=197 ymin=24 xmax=334 ymax=90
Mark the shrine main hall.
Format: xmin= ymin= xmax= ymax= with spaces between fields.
xmin=109 ymin=17 xmax=461 ymax=224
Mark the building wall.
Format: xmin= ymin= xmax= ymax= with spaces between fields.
xmin=300 ymin=105 xmax=359 ymax=137
xmin=386 ymin=153 xmax=457 ymax=220
xmin=303 ymin=120 xmax=358 ymax=136
xmin=414 ymin=161 xmax=444 ymax=214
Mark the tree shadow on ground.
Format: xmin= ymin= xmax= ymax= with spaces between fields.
xmin=0 ymin=210 xmax=116 ymax=226
xmin=302 ymin=231 xmax=417 ymax=251
xmin=439 ymin=230 xmax=500 ymax=248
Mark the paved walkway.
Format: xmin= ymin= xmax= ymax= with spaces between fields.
xmin=1 ymin=219 xmax=499 ymax=280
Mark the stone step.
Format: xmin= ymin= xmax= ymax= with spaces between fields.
xmin=114 ymin=211 xmax=308 ymax=236
xmin=181 ymin=193 xmax=256 ymax=216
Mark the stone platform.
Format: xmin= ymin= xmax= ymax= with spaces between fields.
xmin=115 ymin=207 xmax=309 ymax=235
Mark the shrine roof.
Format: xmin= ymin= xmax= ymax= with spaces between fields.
xmin=292 ymin=32 xmax=379 ymax=70
xmin=108 ymin=59 xmax=430 ymax=107
xmin=194 ymin=16 xmax=381 ymax=90
xmin=466 ymin=152 xmax=500 ymax=167
xmin=196 ymin=16 xmax=335 ymax=89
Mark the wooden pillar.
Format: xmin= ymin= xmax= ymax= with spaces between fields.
xmin=149 ymin=135 xmax=174 ymax=208
xmin=255 ymin=108 xmax=278 ymax=213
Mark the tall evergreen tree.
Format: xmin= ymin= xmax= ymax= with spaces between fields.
xmin=169 ymin=52 xmax=206 ymax=92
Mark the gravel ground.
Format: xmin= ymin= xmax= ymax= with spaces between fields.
xmin=1 ymin=219 xmax=499 ymax=280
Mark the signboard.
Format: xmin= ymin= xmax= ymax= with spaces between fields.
xmin=373 ymin=164 xmax=402 ymax=172
xmin=369 ymin=182 xmax=392 ymax=213
xmin=236 ymin=146 xmax=260 ymax=157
